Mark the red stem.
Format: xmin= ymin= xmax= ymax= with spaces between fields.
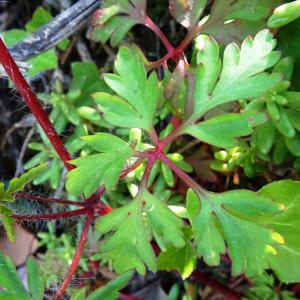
xmin=144 ymin=16 xmax=174 ymax=53
xmin=191 ymin=271 xmax=241 ymax=300
xmin=54 ymin=210 xmax=94 ymax=300
xmin=14 ymin=193 xmax=86 ymax=207
xmin=0 ymin=38 xmax=74 ymax=170
xmin=140 ymin=156 xmax=156 ymax=189
xmin=12 ymin=207 xmax=89 ymax=221
xmin=0 ymin=37 xmax=112 ymax=213
xmin=148 ymin=25 xmax=198 ymax=69
xmin=120 ymin=159 xmax=143 ymax=179
xmin=158 ymin=152 xmax=207 ymax=195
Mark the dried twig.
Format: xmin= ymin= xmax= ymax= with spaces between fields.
xmin=8 ymin=0 xmax=100 ymax=61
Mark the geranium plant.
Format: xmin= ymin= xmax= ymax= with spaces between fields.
xmin=1 ymin=0 xmax=300 ymax=299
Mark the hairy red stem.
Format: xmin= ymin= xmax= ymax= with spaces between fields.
xmin=14 ymin=193 xmax=86 ymax=207
xmin=0 ymin=37 xmax=112 ymax=214
xmin=120 ymin=159 xmax=143 ymax=179
xmin=191 ymin=271 xmax=242 ymax=300
xmin=54 ymin=210 xmax=94 ymax=300
xmin=12 ymin=207 xmax=89 ymax=221
xmin=0 ymin=38 xmax=73 ymax=170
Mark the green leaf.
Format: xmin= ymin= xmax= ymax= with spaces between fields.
xmin=0 ymin=252 xmax=31 ymax=300
xmin=27 ymin=49 xmax=58 ymax=77
xmin=0 ymin=206 xmax=15 ymax=243
xmin=274 ymin=106 xmax=296 ymax=138
xmin=251 ymin=121 xmax=275 ymax=154
xmin=285 ymin=133 xmax=300 ymax=156
xmin=1 ymin=164 xmax=47 ymax=202
xmin=70 ymin=288 xmax=87 ymax=300
xmin=169 ymin=0 xmax=207 ymax=28
xmin=161 ymin=163 xmax=175 ymax=187
xmin=157 ymin=228 xmax=196 ymax=279
xmin=187 ymin=188 xmax=285 ymax=276
xmin=185 ymin=112 xmax=267 ymax=148
xmin=268 ymin=1 xmax=300 ymax=29
xmin=66 ymin=134 xmax=133 ymax=197
xmin=258 ymin=180 xmax=300 ymax=283
xmin=94 ymin=93 xmax=148 ymax=129
xmin=90 ymin=0 xmax=146 ymax=46
xmin=224 ymin=0 xmax=277 ymax=21
xmin=70 ymin=62 xmax=109 ymax=103
xmin=87 ymin=271 xmax=133 ymax=300
xmin=202 ymin=0 xmax=281 ymax=45
xmin=143 ymin=190 xmax=185 ymax=250
xmin=94 ymin=47 xmax=159 ymax=132
xmin=2 ymin=29 xmax=27 ymax=47
xmin=192 ymin=30 xmax=281 ymax=119
xmin=26 ymin=256 xmax=45 ymax=300
xmin=96 ymin=190 xmax=184 ymax=274
xmin=273 ymin=137 xmax=289 ymax=165
xmin=96 ymin=200 xmax=156 ymax=274
xmin=25 ymin=7 xmax=52 ymax=33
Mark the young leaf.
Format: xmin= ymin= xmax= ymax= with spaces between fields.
xmin=66 ymin=134 xmax=133 ymax=197
xmin=87 ymin=271 xmax=133 ymax=300
xmin=184 ymin=112 xmax=267 ymax=148
xmin=169 ymin=0 xmax=207 ymax=28
xmin=94 ymin=47 xmax=159 ymax=131
xmin=90 ymin=0 xmax=146 ymax=46
xmin=192 ymin=30 xmax=281 ymax=120
xmin=187 ymin=189 xmax=285 ymax=277
xmin=96 ymin=190 xmax=184 ymax=274
xmin=268 ymin=1 xmax=300 ymax=29
xmin=96 ymin=200 xmax=156 ymax=274
xmin=94 ymin=47 xmax=159 ymax=132
xmin=258 ymin=181 xmax=300 ymax=283
xmin=251 ymin=121 xmax=275 ymax=154
xmin=0 ymin=163 xmax=47 ymax=202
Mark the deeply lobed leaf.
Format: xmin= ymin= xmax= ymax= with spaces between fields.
xmin=187 ymin=189 xmax=285 ymax=277
xmin=90 ymin=0 xmax=146 ymax=46
xmin=191 ymin=30 xmax=281 ymax=120
xmin=66 ymin=133 xmax=133 ymax=197
xmin=96 ymin=190 xmax=185 ymax=274
xmin=258 ymin=180 xmax=300 ymax=283
xmin=94 ymin=47 xmax=160 ymax=132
